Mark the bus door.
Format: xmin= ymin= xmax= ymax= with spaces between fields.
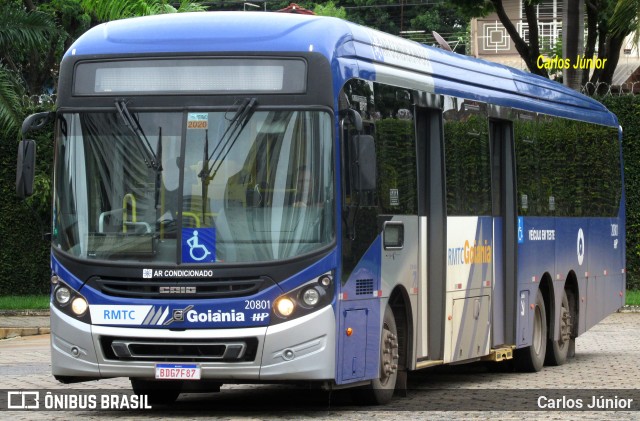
xmin=489 ymin=117 xmax=518 ymax=348
xmin=415 ymin=99 xmax=517 ymax=365
xmin=441 ymin=98 xmax=493 ymax=363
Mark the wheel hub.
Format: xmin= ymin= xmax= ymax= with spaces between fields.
xmin=381 ymin=329 xmax=399 ymax=382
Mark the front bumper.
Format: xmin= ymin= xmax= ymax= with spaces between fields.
xmin=51 ymin=304 xmax=336 ymax=382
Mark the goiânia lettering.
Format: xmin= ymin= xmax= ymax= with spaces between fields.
xmin=448 ymin=240 xmax=492 ymax=266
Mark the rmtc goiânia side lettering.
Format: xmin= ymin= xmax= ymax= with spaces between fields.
xmin=448 ymin=240 xmax=492 ymax=266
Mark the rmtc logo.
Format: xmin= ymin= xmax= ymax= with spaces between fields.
xmin=90 ymin=305 xmax=152 ymax=325
xmin=159 ymin=286 xmax=197 ymax=294
xmin=103 ymin=309 xmax=136 ymax=320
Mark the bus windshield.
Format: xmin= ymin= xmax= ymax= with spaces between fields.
xmin=53 ymin=109 xmax=334 ymax=264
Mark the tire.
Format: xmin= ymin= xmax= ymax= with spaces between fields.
xmin=130 ymin=379 xmax=182 ymax=405
xmin=545 ymin=288 xmax=572 ymax=366
xmin=515 ymin=289 xmax=547 ymax=372
xmin=353 ymin=304 xmax=399 ymax=405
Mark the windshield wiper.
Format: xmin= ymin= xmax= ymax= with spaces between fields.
xmin=199 ymin=98 xmax=257 ymax=183
xmin=115 ymin=99 xmax=162 ymax=171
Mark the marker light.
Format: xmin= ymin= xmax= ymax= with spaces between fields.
xmin=71 ymin=297 xmax=88 ymax=316
xmin=302 ymin=288 xmax=320 ymax=307
xmin=319 ymin=275 xmax=332 ymax=287
xmin=275 ymin=297 xmax=295 ymax=317
xmin=55 ymin=287 xmax=71 ymax=305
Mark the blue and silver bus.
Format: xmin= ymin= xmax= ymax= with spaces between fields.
xmin=16 ymin=12 xmax=625 ymax=404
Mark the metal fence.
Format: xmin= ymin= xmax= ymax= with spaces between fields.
xmin=581 ymin=81 xmax=640 ymax=97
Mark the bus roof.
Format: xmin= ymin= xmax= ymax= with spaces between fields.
xmin=66 ymin=12 xmax=617 ymax=127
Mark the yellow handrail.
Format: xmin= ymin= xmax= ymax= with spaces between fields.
xmin=122 ymin=193 xmax=136 ymax=233
xmin=182 ymin=211 xmax=201 ymax=228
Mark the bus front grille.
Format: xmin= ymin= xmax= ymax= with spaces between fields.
xmin=87 ymin=276 xmax=271 ymax=299
xmin=100 ymin=336 xmax=258 ymax=362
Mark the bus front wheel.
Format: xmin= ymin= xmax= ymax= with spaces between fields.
xmin=353 ymin=304 xmax=399 ymax=405
xmin=515 ymin=289 xmax=547 ymax=372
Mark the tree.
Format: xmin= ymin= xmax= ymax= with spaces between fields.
xmin=563 ymin=0 xmax=584 ymax=90
xmin=470 ymin=0 xmax=640 ymax=88
xmin=588 ymin=0 xmax=640 ymax=90
xmin=80 ymin=0 xmax=205 ymax=22
xmin=314 ymin=1 xmax=347 ymax=18
xmin=486 ymin=0 xmax=548 ymax=78
xmin=0 ymin=2 xmax=55 ymax=136
xmin=0 ymin=0 xmax=209 ymax=138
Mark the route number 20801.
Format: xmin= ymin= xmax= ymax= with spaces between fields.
xmin=245 ymin=300 xmax=271 ymax=310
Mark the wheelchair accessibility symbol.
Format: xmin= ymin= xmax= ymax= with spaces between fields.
xmin=517 ymin=217 xmax=524 ymax=244
xmin=187 ymin=231 xmax=211 ymax=261
xmin=182 ymin=228 xmax=215 ymax=263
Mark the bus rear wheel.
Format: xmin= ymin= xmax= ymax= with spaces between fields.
xmin=546 ymin=288 xmax=572 ymax=366
xmin=515 ymin=289 xmax=547 ymax=372
xmin=353 ymin=304 xmax=399 ymax=405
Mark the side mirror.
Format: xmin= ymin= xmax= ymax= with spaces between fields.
xmin=21 ymin=111 xmax=53 ymax=137
xmin=16 ymin=139 xmax=36 ymax=198
xmin=340 ymin=108 xmax=363 ymax=133
xmin=15 ymin=111 xmax=53 ymax=199
xmin=351 ymin=134 xmax=376 ymax=191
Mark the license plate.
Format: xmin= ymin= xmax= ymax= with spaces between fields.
xmin=155 ymin=364 xmax=201 ymax=380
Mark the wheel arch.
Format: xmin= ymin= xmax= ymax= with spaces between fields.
xmin=388 ymin=286 xmax=413 ymax=373
xmin=538 ymin=272 xmax=555 ymax=341
xmin=565 ymin=270 xmax=580 ymax=339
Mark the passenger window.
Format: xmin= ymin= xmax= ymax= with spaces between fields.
xmin=443 ymin=97 xmax=492 ymax=216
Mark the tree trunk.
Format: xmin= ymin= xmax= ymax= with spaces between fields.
xmin=490 ymin=0 xmax=549 ymax=78
xmin=563 ymin=0 xmax=584 ymax=90
xmin=582 ymin=0 xmax=599 ymax=86
xmin=598 ymin=33 xmax=626 ymax=85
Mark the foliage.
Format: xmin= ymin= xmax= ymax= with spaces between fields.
xmin=0 ymin=127 xmax=52 ymax=295
xmin=0 ymin=64 xmax=26 ymax=138
xmin=313 ymin=1 xmax=346 ymax=18
xmin=515 ymin=116 xmax=620 ymax=217
xmin=444 ymin=113 xmax=492 ymax=216
xmin=0 ymin=2 xmax=55 ymax=137
xmin=464 ymin=0 xmax=638 ymax=87
xmin=376 ymin=118 xmax=417 ymax=214
xmin=626 ymin=289 xmax=640 ymax=306
xmin=600 ymin=95 xmax=640 ymax=290
xmin=80 ymin=0 xmax=205 ymax=22
xmin=0 ymin=4 xmax=54 ymax=51
xmin=2 ymin=1 xmax=640 ymax=296
xmin=0 ymin=295 xmax=49 ymax=310
xmin=608 ymin=0 xmax=640 ymax=38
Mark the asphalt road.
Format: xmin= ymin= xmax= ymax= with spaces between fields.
xmin=1 ymin=312 xmax=639 ymax=420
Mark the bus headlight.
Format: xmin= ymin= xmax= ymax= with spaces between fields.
xmin=302 ymin=287 xmax=322 ymax=307
xmin=275 ymin=297 xmax=295 ymax=317
xmin=55 ymin=287 xmax=71 ymax=305
xmin=71 ymin=297 xmax=88 ymax=316
xmin=271 ymin=272 xmax=334 ymax=324
xmin=51 ymin=276 xmax=92 ymax=324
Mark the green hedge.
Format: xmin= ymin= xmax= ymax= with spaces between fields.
xmin=602 ymin=95 xmax=640 ymax=289
xmin=0 ymin=128 xmax=52 ymax=295
xmin=1 ymin=96 xmax=639 ymax=294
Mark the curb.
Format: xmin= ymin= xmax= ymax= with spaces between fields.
xmin=0 ymin=310 xmax=50 ymax=317
xmin=0 ymin=327 xmax=50 ymax=340
xmin=0 ymin=307 xmax=637 ymax=340
xmin=0 ymin=310 xmax=50 ymax=340
xmin=619 ymin=305 xmax=640 ymax=313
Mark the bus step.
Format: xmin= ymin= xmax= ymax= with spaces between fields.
xmin=483 ymin=347 xmax=514 ymax=362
